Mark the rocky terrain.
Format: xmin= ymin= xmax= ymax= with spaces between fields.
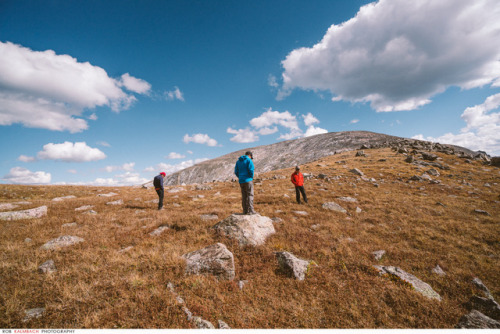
xmin=163 ymin=131 xmax=485 ymax=185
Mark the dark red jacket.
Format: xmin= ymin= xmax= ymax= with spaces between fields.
xmin=291 ymin=172 xmax=304 ymax=186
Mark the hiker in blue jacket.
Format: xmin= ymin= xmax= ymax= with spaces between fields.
xmin=153 ymin=172 xmax=166 ymax=210
xmin=234 ymin=151 xmax=256 ymax=215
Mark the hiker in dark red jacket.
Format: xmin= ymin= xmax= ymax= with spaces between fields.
xmin=153 ymin=172 xmax=166 ymax=210
xmin=291 ymin=166 xmax=308 ymax=204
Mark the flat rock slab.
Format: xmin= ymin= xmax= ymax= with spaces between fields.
xmin=40 ymin=235 xmax=84 ymax=250
xmin=23 ymin=308 xmax=45 ymax=322
xmin=182 ymin=243 xmax=235 ymax=280
xmin=374 ymin=265 xmax=441 ymax=301
xmin=200 ymin=214 xmax=219 ymax=221
xmin=75 ymin=205 xmax=93 ymax=211
xmin=52 ymin=195 xmax=76 ymax=201
xmin=322 ymin=202 xmax=347 ymax=214
xmin=97 ymin=192 xmax=118 ymax=197
xmin=350 ymin=168 xmax=364 ymax=176
xmin=275 ymin=251 xmax=314 ymax=281
xmin=293 ymin=211 xmax=309 ymax=216
xmin=150 ymin=225 xmax=169 ymax=236
xmin=212 ymin=214 xmax=275 ymax=247
xmin=0 ymin=205 xmax=47 ymax=221
xmin=337 ymin=197 xmax=357 ymax=202
xmin=106 ymin=199 xmax=124 ymax=205
xmin=0 ymin=203 xmax=19 ymax=210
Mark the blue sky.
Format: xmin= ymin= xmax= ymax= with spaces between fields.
xmin=1 ymin=0 xmax=499 ymax=185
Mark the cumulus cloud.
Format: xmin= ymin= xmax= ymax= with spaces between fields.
xmin=104 ymin=162 xmax=135 ymax=173
xmin=350 ymin=119 xmax=360 ymax=124
xmin=18 ymin=155 xmax=36 ymax=162
xmin=119 ymin=73 xmax=151 ymax=95
xmin=280 ymin=0 xmax=500 ymax=112
xmin=167 ymin=152 xmax=186 ymax=159
xmin=304 ymin=125 xmax=328 ymax=137
xmin=0 ymin=41 xmax=150 ymax=132
xmin=227 ymin=127 xmax=260 ymax=143
xmin=165 ymin=87 xmax=184 ymax=101
xmin=37 ymin=142 xmax=106 ymax=162
xmin=183 ymin=133 xmax=218 ymax=146
xmin=2 ymin=167 xmax=51 ymax=184
xmin=302 ymin=113 xmax=320 ymax=126
xmin=250 ymin=108 xmax=299 ymax=130
xmin=413 ymin=93 xmax=500 ymax=155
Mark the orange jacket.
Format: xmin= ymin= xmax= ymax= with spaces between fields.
xmin=291 ymin=171 xmax=304 ymax=186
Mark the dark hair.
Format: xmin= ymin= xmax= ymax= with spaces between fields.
xmin=245 ymin=151 xmax=253 ymax=158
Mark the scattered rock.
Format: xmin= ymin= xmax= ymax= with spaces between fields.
xmin=212 ymin=214 xmax=275 ymax=247
xmin=182 ymin=243 xmax=235 ymax=280
xmin=372 ymin=250 xmax=386 ymax=261
xmin=38 ymin=260 xmax=57 ymax=274
xmin=106 ymin=199 xmax=124 ymax=205
xmin=349 ymin=168 xmax=364 ymax=176
xmin=62 ymin=222 xmax=77 ymax=228
xmin=52 ymin=195 xmax=76 ymax=202
xmin=168 ymin=187 xmax=185 ymax=193
xmin=40 ymin=235 xmax=84 ymax=250
xmin=192 ymin=316 xmax=215 ymax=329
xmin=456 ymin=310 xmax=500 ymax=329
xmin=275 ymin=251 xmax=315 ymax=280
xmin=467 ymin=296 xmax=500 ymax=321
xmin=0 ymin=203 xmax=19 ymax=210
xmin=472 ymin=277 xmax=494 ymax=299
xmin=23 ymin=307 xmax=45 ymax=322
xmin=195 ymin=184 xmax=212 ymax=191
xmin=293 ymin=211 xmax=309 ymax=216
xmin=431 ymin=265 xmax=446 ymax=276
xmin=427 ymin=169 xmax=440 ymax=177
xmin=238 ymin=280 xmax=248 ymax=290
xmin=271 ymin=217 xmax=283 ymax=224
xmin=474 ymin=209 xmax=491 ymax=216
xmin=355 ymin=207 xmax=362 ymax=214
xmin=118 ymin=246 xmax=134 ymax=253
xmin=75 ymin=205 xmax=93 ymax=211
xmin=422 ymin=152 xmax=438 ymax=161
xmin=0 ymin=205 xmax=47 ymax=221
xmin=322 ymin=202 xmax=347 ymax=214
xmin=150 ymin=225 xmax=169 ymax=236
xmin=97 ymin=192 xmax=118 ymax=197
xmin=84 ymin=210 xmax=98 ymax=215
xmin=200 ymin=214 xmax=219 ymax=221
xmin=373 ymin=265 xmax=441 ymax=301
xmin=337 ymin=196 xmax=357 ymax=202
xmin=218 ymin=320 xmax=231 ymax=329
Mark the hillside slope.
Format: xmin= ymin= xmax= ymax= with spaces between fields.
xmin=164 ymin=131 xmax=479 ymax=185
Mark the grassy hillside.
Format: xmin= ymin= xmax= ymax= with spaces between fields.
xmin=1 ymin=148 xmax=499 ymax=328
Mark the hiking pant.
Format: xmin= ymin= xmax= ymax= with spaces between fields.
xmin=156 ymin=189 xmax=164 ymax=210
xmin=295 ymin=185 xmax=308 ymax=204
xmin=239 ymin=181 xmax=255 ymax=214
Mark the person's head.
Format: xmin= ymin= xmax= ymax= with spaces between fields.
xmin=245 ymin=151 xmax=253 ymax=159
xmin=160 ymin=172 xmax=166 ymax=177
xmin=295 ymin=166 xmax=300 ymax=172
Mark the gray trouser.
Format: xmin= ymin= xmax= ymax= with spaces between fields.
xmin=239 ymin=181 xmax=254 ymax=214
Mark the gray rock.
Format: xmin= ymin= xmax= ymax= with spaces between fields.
xmin=23 ymin=307 xmax=45 ymax=322
xmin=182 ymin=243 xmax=235 ymax=280
xmin=40 ymin=235 xmax=84 ymax=250
xmin=84 ymin=210 xmax=98 ymax=215
xmin=0 ymin=205 xmax=48 ymax=221
xmin=150 ymin=225 xmax=169 ymax=236
xmin=374 ymin=265 xmax=441 ymax=301
xmin=372 ymin=250 xmax=386 ymax=261
xmin=456 ymin=310 xmax=500 ymax=329
xmin=293 ymin=211 xmax=309 ymax=216
xmin=212 ymin=214 xmax=275 ymax=247
xmin=422 ymin=152 xmax=438 ymax=161
xmin=431 ymin=265 xmax=446 ymax=276
xmin=52 ymin=195 xmax=76 ymax=202
xmin=0 ymin=203 xmax=19 ymax=210
xmin=62 ymin=222 xmax=78 ymax=228
xmin=322 ymin=202 xmax=347 ymax=214
xmin=195 ymin=184 xmax=212 ymax=191
xmin=97 ymin=192 xmax=118 ymax=197
xmin=275 ymin=251 xmax=314 ymax=280
xmin=238 ymin=280 xmax=248 ymax=290
xmin=472 ymin=277 xmax=494 ymax=299
xmin=75 ymin=205 xmax=93 ymax=211
xmin=427 ymin=169 xmax=440 ymax=176
xmin=349 ymin=168 xmax=364 ymax=176
xmin=474 ymin=209 xmax=491 ymax=216
xmin=337 ymin=196 xmax=357 ymax=202
xmin=200 ymin=214 xmax=219 ymax=221
xmin=355 ymin=207 xmax=362 ymax=214
xmin=192 ymin=316 xmax=215 ymax=329
xmin=38 ymin=260 xmax=57 ymax=274
xmin=106 ymin=199 xmax=124 ymax=205
xmin=218 ymin=320 xmax=231 ymax=329
xmin=468 ymin=296 xmax=500 ymax=321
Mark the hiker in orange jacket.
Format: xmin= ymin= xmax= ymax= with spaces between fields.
xmin=291 ymin=166 xmax=308 ymax=204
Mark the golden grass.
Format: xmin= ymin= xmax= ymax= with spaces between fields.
xmin=0 ymin=148 xmax=499 ymax=328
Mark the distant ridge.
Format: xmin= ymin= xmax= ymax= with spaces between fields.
xmin=164 ymin=131 xmax=478 ymax=186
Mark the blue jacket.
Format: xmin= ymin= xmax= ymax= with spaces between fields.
xmin=234 ymin=155 xmax=254 ymax=183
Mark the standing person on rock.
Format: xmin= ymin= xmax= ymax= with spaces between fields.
xmin=235 ymin=151 xmax=257 ymax=215
xmin=291 ymin=166 xmax=308 ymax=204
xmin=153 ymin=172 xmax=166 ymax=210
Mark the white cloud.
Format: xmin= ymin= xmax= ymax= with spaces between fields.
xmin=165 ymin=87 xmax=184 ymax=101
xmin=37 ymin=142 xmax=106 ymax=162
xmin=304 ymin=125 xmax=328 ymax=137
xmin=0 ymin=41 xmax=150 ymax=132
xmin=183 ymin=133 xmax=218 ymax=146
xmin=350 ymin=119 xmax=360 ymax=124
xmin=104 ymin=162 xmax=135 ymax=173
xmin=250 ymin=108 xmax=299 ymax=130
xmin=268 ymin=74 xmax=279 ymax=88
xmin=413 ymin=93 xmax=500 ymax=155
xmin=227 ymin=127 xmax=259 ymax=143
xmin=119 ymin=73 xmax=151 ymax=95
xmin=88 ymin=113 xmax=98 ymax=121
xmin=278 ymin=128 xmax=304 ymax=141
xmin=280 ymin=0 xmax=500 ymax=112
xmin=97 ymin=141 xmax=111 ymax=147
xmin=2 ymin=167 xmax=51 ymax=184
xmin=18 ymin=155 xmax=36 ymax=162
xmin=302 ymin=113 xmax=320 ymax=126
xmin=167 ymin=152 xmax=186 ymax=159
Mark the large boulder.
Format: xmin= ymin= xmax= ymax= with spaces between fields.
xmin=212 ymin=214 xmax=275 ymax=247
xmin=374 ymin=265 xmax=441 ymax=301
xmin=182 ymin=243 xmax=235 ymax=280
xmin=275 ymin=251 xmax=314 ymax=280
xmin=0 ymin=206 xmax=47 ymax=221
xmin=456 ymin=310 xmax=500 ymax=329
xmin=322 ymin=202 xmax=347 ymax=214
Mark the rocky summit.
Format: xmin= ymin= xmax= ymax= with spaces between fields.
xmin=163 ymin=131 xmax=482 ymax=185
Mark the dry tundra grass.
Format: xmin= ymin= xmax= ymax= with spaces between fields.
xmin=0 ymin=148 xmax=499 ymax=328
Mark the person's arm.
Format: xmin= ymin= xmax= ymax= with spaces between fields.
xmin=234 ymin=162 xmax=239 ymax=177
xmin=248 ymin=159 xmax=254 ymax=179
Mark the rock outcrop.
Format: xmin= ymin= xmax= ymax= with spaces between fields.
xmin=212 ymin=214 xmax=275 ymax=247
xmin=0 ymin=206 xmax=47 ymax=221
